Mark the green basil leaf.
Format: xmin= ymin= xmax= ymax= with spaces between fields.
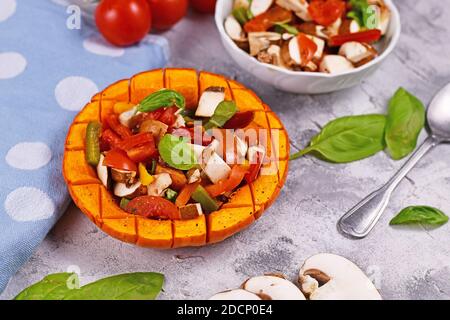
xmin=158 ymin=134 xmax=196 ymax=170
xmin=291 ymin=114 xmax=386 ymax=163
xmin=274 ymin=22 xmax=299 ymax=35
xmin=14 ymin=273 xmax=78 ymax=300
xmin=347 ymin=0 xmax=377 ymax=29
xmin=137 ymin=89 xmax=185 ymax=113
xmin=62 ymin=272 xmax=164 ymax=300
xmin=385 ymin=88 xmax=425 ymax=160
xmin=390 ymin=206 xmax=449 ymax=226
xmin=204 ymin=101 xmax=238 ymax=130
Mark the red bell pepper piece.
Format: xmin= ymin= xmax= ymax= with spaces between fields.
xmin=244 ymin=6 xmax=292 ymax=33
xmin=159 ymin=106 xmax=178 ymax=126
xmin=205 ymin=165 xmax=248 ymax=197
xmin=103 ymin=149 xmax=137 ymax=172
xmin=116 ymin=132 xmax=154 ymax=151
xmin=106 ymin=114 xmax=132 ymax=139
xmin=126 ymin=143 xmax=158 ymax=163
xmin=100 ymin=129 xmax=122 ymax=152
xmin=328 ymin=29 xmax=382 ymax=47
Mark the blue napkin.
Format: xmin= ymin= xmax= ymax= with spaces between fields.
xmin=0 ymin=0 xmax=169 ymax=293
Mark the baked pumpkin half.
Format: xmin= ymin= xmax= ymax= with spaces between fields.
xmin=63 ymin=68 xmax=289 ymax=248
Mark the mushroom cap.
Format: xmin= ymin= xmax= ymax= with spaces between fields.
xmin=298 ymin=253 xmax=382 ymax=300
xmin=243 ymin=275 xmax=306 ymax=300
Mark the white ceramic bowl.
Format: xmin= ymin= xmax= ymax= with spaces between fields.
xmin=215 ymin=0 xmax=401 ymax=94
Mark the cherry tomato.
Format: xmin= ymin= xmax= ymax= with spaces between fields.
xmin=308 ymin=0 xmax=346 ymax=27
xmin=126 ymin=142 xmax=158 ymax=163
xmin=190 ymin=0 xmax=216 ymax=14
xmin=223 ymin=111 xmax=255 ymax=129
xmin=95 ymin=0 xmax=152 ymax=47
xmin=244 ymin=6 xmax=292 ymax=33
xmin=297 ymin=33 xmax=318 ymax=66
xmin=147 ymin=0 xmax=188 ymax=30
xmin=328 ymin=29 xmax=382 ymax=47
xmin=126 ymin=196 xmax=180 ymax=219
xmin=116 ymin=132 xmax=154 ymax=151
xmin=205 ymin=165 xmax=248 ymax=197
xmin=159 ymin=106 xmax=179 ymax=126
xmin=106 ymin=114 xmax=132 ymax=139
xmin=100 ymin=129 xmax=122 ymax=151
xmin=103 ymin=149 xmax=137 ymax=172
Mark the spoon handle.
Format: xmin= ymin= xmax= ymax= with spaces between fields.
xmin=338 ymin=136 xmax=440 ymax=238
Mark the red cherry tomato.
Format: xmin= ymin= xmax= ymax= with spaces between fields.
xmin=223 ymin=111 xmax=255 ymax=129
xmin=297 ymin=33 xmax=318 ymax=66
xmin=308 ymin=0 xmax=346 ymax=27
xmin=190 ymin=0 xmax=216 ymax=14
xmin=328 ymin=29 xmax=382 ymax=47
xmin=147 ymin=0 xmax=188 ymax=30
xmin=103 ymin=149 xmax=137 ymax=172
xmin=126 ymin=196 xmax=180 ymax=219
xmin=159 ymin=106 xmax=179 ymax=126
xmin=95 ymin=0 xmax=152 ymax=47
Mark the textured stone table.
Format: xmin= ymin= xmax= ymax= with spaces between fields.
xmin=2 ymin=1 xmax=450 ymax=300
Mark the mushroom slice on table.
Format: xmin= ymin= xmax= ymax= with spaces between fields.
xmin=195 ymin=87 xmax=226 ymax=117
xmin=250 ymin=0 xmax=274 ymax=16
xmin=319 ymin=55 xmax=355 ymax=74
xmin=97 ymin=154 xmax=108 ymax=187
xmin=242 ymin=275 xmax=306 ymax=300
xmin=298 ymin=253 xmax=382 ymax=300
xmin=224 ymin=15 xmax=249 ymax=51
xmin=209 ymin=289 xmax=261 ymax=300
xmin=338 ymin=41 xmax=377 ymax=65
xmin=276 ymin=0 xmax=312 ymax=21
xmin=248 ymin=32 xmax=281 ymax=57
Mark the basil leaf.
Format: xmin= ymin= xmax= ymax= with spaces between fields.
xmin=137 ymin=89 xmax=185 ymax=113
xmin=204 ymin=101 xmax=238 ymax=130
xmin=15 ymin=273 xmax=78 ymax=300
xmin=291 ymin=114 xmax=386 ymax=163
xmin=158 ymin=134 xmax=196 ymax=170
xmin=274 ymin=22 xmax=299 ymax=35
xmin=390 ymin=206 xmax=449 ymax=226
xmin=63 ymin=272 xmax=164 ymax=300
xmin=347 ymin=0 xmax=377 ymax=29
xmin=385 ymin=88 xmax=425 ymax=160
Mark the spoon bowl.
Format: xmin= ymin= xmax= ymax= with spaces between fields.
xmin=427 ymin=83 xmax=450 ymax=141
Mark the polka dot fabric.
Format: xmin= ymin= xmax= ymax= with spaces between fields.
xmin=0 ymin=0 xmax=169 ymax=293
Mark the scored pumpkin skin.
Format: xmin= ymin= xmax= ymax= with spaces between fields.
xmin=63 ymin=69 xmax=289 ymax=249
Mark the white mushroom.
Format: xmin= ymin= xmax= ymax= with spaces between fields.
xmin=287 ymin=36 xmax=301 ymax=65
xmin=243 ymin=275 xmax=306 ymax=300
xmin=203 ymin=152 xmax=231 ymax=184
xmin=118 ymin=106 xmax=137 ymax=128
xmin=276 ymin=0 xmax=312 ymax=21
xmin=97 ymin=154 xmax=108 ymax=187
xmin=235 ymin=135 xmax=249 ymax=161
xmin=224 ymin=15 xmax=248 ymax=50
xmin=338 ymin=41 xmax=376 ymax=64
xmin=114 ymin=181 xmax=142 ymax=198
xmin=110 ymin=168 xmax=137 ymax=185
xmin=250 ymin=0 xmax=274 ymax=16
xmin=306 ymin=35 xmax=325 ymax=60
xmin=298 ymin=253 xmax=382 ymax=300
xmin=195 ymin=87 xmax=226 ymax=117
xmin=368 ymin=0 xmax=391 ymax=35
xmin=209 ymin=289 xmax=261 ymax=300
xmin=319 ymin=55 xmax=355 ymax=74
xmin=248 ymin=32 xmax=281 ymax=57
xmin=147 ymin=173 xmax=172 ymax=196
xmin=324 ymin=17 xmax=342 ymax=37
xmin=173 ymin=113 xmax=186 ymax=129
xmin=187 ymin=168 xmax=201 ymax=184
xmin=282 ymin=33 xmax=295 ymax=41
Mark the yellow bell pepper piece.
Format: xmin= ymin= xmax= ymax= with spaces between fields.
xmin=139 ymin=163 xmax=154 ymax=186
xmin=113 ymin=102 xmax=135 ymax=114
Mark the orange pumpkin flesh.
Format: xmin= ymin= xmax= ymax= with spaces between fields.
xmin=63 ymin=69 xmax=289 ymax=249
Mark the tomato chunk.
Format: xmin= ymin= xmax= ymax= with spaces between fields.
xmin=328 ymin=29 xmax=382 ymax=47
xmin=100 ymin=129 xmax=122 ymax=151
xmin=117 ymin=132 xmax=154 ymax=151
xmin=126 ymin=196 xmax=181 ymax=220
xmin=245 ymin=151 xmax=264 ymax=184
xmin=223 ymin=111 xmax=255 ymax=129
xmin=106 ymin=114 xmax=132 ymax=139
xmin=126 ymin=142 xmax=158 ymax=163
xmin=308 ymin=0 xmax=346 ymax=27
xmin=159 ymin=106 xmax=178 ymax=126
xmin=103 ymin=149 xmax=137 ymax=172
xmin=297 ymin=33 xmax=318 ymax=66
xmin=205 ymin=165 xmax=248 ymax=197
xmin=244 ymin=6 xmax=292 ymax=33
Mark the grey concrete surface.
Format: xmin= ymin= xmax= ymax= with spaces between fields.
xmin=2 ymin=0 xmax=450 ymax=300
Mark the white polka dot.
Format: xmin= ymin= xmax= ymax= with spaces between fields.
xmin=55 ymin=76 xmax=98 ymax=111
xmin=0 ymin=0 xmax=16 ymax=22
xmin=51 ymin=0 xmax=70 ymax=6
xmin=5 ymin=187 xmax=55 ymax=222
xmin=0 ymin=52 xmax=26 ymax=79
xmin=83 ymin=35 xmax=125 ymax=57
xmin=6 ymin=142 xmax=52 ymax=170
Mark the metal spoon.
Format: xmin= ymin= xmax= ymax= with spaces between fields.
xmin=338 ymin=83 xmax=450 ymax=238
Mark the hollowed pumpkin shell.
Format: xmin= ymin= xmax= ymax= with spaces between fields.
xmin=63 ymin=68 xmax=289 ymax=248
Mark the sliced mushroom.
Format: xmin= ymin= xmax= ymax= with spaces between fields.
xmin=281 ymin=33 xmax=295 ymax=41
xmin=306 ymin=35 xmax=325 ymax=60
xmin=324 ymin=17 xmax=342 ymax=38
xmin=179 ymin=203 xmax=203 ymax=220
xmin=235 ymin=135 xmax=249 ymax=161
xmin=209 ymin=289 xmax=261 ymax=300
xmin=224 ymin=15 xmax=249 ymax=51
xmin=247 ymin=144 xmax=265 ymax=163
xmin=338 ymin=41 xmax=377 ymax=65
xmin=114 ymin=181 xmax=145 ymax=198
xmin=368 ymin=0 xmax=391 ymax=35
xmin=250 ymin=0 xmax=273 ymax=16
xmin=298 ymin=253 xmax=382 ymax=300
xmin=319 ymin=55 xmax=355 ymax=74
xmin=248 ymin=32 xmax=281 ymax=57
xmin=339 ymin=19 xmax=361 ymax=34
xmin=195 ymin=87 xmax=226 ymax=117
xmin=139 ymin=119 xmax=168 ymax=142
xmin=297 ymin=22 xmax=329 ymax=39
xmin=97 ymin=154 xmax=108 ymax=187
xmin=201 ymin=143 xmax=231 ymax=184
xmin=173 ymin=113 xmax=186 ymax=129
xmin=118 ymin=106 xmax=137 ymax=128
xmin=242 ymin=275 xmax=306 ymax=300
xmin=186 ymin=168 xmax=201 ymax=184
xmin=147 ymin=173 xmax=172 ymax=197
xmin=276 ymin=0 xmax=312 ymax=21
xmin=111 ymin=168 xmax=137 ymax=186
xmin=256 ymin=50 xmax=274 ymax=64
